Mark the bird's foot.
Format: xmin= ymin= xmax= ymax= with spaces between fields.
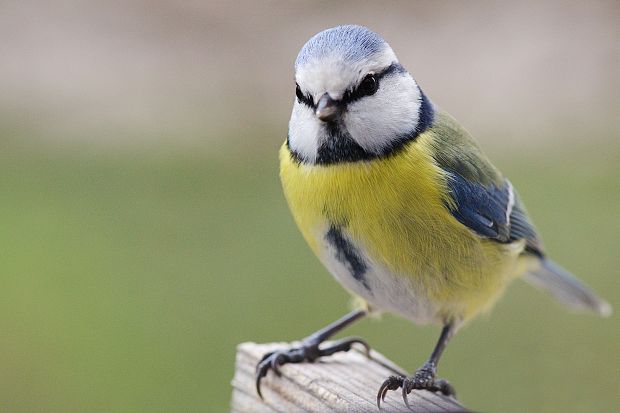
xmin=377 ymin=363 xmax=456 ymax=410
xmin=255 ymin=336 xmax=370 ymax=399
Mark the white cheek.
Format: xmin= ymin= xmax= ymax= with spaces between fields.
xmin=344 ymin=74 xmax=421 ymax=153
xmin=288 ymin=100 xmax=320 ymax=162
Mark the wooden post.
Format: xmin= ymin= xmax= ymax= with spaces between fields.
xmin=231 ymin=342 xmax=469 ymax=413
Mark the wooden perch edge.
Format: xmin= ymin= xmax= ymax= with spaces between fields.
xmin=231 ymin=342 xmax=470 ymax=413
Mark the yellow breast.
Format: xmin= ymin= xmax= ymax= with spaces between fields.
xmin=279 ymin=131 xmax=524 ymax=322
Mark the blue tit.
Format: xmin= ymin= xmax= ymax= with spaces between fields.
xmin=255 ymin=25 xmax=611 ymax=408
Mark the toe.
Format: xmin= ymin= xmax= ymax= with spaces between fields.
xmin=270 ymin=352 xmax=286 ymax=376
xmin=433 ymin=378 xmax=456 ymax=397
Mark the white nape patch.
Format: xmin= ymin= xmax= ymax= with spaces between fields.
xmin=345 ymin=73 xmax=421 ymax=154
xmin=288 ymin=98 xmax=320 ymax=163
xmin=296 ymin=47 xmax=397 ymax=101
xmin=317 ymin=226 xmax=439 ymax=325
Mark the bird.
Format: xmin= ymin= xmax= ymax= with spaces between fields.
xmin=255 ymin=25 xmax=611 ymax=409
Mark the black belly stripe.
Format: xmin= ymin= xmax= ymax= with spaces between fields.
xmin=325 ymin=226 xmax=371 ymax=291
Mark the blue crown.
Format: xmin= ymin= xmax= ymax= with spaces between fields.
xmin=295 ymin=25 xmax=387 ymax=68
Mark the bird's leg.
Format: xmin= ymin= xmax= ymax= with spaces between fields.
xmin=377 ymin=323 xmax=457 ymax=409
xmin=256 ymin=309 xmax=369 ymax=398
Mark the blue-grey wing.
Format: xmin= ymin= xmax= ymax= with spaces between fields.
xmin=444 ymin=170 xmax=544 ymax=256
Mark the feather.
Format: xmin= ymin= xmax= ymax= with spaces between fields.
xmin=524 ymin=259 xmax=611 ymax=316
xmin=428 ymin=111 xmax=543 ymax=253
xmin=443 ymin=171 xmax=512 ymax=241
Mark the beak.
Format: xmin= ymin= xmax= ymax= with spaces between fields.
xmin=315 ymin=93 xmax=341 ymax=122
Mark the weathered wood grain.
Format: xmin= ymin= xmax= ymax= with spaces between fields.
xmin=231 ymin=342 xmax=469 ymax=413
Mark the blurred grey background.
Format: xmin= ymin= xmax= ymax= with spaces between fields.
xmin=2 ymin=0 xmax=618 ymax=151
xmin=1 ymin=1 xmax=618 ymax=412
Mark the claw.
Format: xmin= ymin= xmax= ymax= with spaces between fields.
xmin=376 ymin=383 xmax=386 ymax=410
xmin=352 ymin=337 xmax=371 ymax=358
xmin=376 ymin=375 xmax=404 ymax=410
xmin=381 ymin=381 xmax=390 ymax=402
xmin=377 ymin=380 xmax=388 ymax=410
xmin=255 ymin=363 xmax=267 ymax=399
xmin=255 ymin=351 xmax=284 ymax=399
xmin=402 ymin=379 xmax=412 ymax=410
xmin=256 ymin=377 xmax=264 ymax=400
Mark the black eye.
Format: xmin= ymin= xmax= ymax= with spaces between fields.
xmin=359 ymin=74 xmax=378 ymax=96
xmin=295 ymin=83 xmax=305 ymax=102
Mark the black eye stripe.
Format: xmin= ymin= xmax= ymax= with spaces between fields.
xmin=295 ymin=83 xmax=315 ymax=109
xmin=376 ymin=62 xmax=406 ymax=79
xmin=343 ymin=62 xmax=405 ymax=104
xmin=294 ymin=62 xmax=405 ymax=109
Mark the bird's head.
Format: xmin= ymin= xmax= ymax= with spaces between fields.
xmin=288 ymin=25 xmax=434 ymax=165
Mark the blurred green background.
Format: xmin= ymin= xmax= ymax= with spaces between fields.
xmin=1 ymin=1 xmax=619 ymax=412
